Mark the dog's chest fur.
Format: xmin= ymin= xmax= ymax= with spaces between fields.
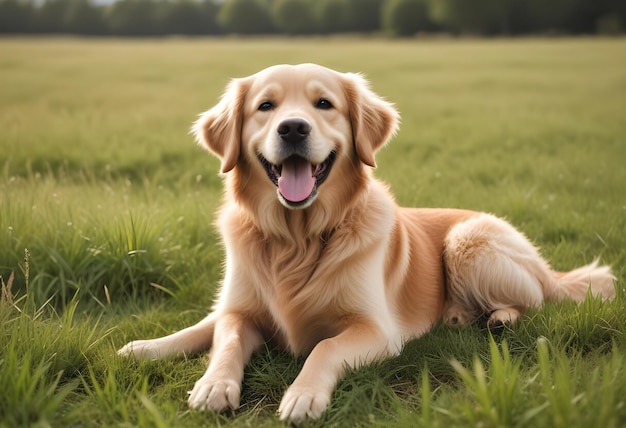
xmin=222 ymin=208 xmax=384 ymax=355
xmin=254 ymin=232 xmax=353 ymax=355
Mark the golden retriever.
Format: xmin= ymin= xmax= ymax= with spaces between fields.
xmin=118 ymin=63 xmax=616 ymax=423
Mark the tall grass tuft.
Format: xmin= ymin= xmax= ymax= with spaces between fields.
xmin=0 ymin=351 xmax=78 ymax=427
xmin=449 ymin=338 xmax=523 ymax=427
xmin=532 ymin=337 xmax=626 ymax=428
xmin=0 ymin=258 xmax=113 ymax=427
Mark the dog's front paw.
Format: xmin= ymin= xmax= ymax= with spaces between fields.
xmin=117 ymin=340 xmax=163 ymax=359
xmin=278 ymin=386 xmax=330 ymax=424
xmin=188 ymin=376 xmax=241 ymax=413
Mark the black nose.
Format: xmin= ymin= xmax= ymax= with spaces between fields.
xmin=277 ymin=118 xmax=312 ymax=144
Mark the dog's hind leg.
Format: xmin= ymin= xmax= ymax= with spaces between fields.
xmin=443 ymin=299 xmax=476 ymax=326
xmin=488 ymin=307 xmax=522 ymax=326
xmin=443 ymin=214 xmax=549 ymax=326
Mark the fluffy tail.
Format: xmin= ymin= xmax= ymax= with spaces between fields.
xmin=546 ymin=259 xmax=616 ymax=302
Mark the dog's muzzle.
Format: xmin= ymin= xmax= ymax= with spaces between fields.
xmin=258 ymin=151 xmax=336 ymax=209
xmin=257 ymin=117 xmax=336 ymax=209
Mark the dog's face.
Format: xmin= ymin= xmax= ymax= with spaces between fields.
xmin=243 ymin=64 xmax=350 ymax=209
xmin=194 ymin=64 xmax=399 ymax=210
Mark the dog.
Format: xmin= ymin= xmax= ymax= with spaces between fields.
xmin=118 ymin=63 xmax=616 ymax=423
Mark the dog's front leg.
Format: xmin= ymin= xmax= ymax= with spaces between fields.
xmin=188 ymin=312 xmax=263 ymax=412
xmin=117 ymin=312 xmax=218 ymax=359
xmin=278 ymin=320 xmax=393 ymax=423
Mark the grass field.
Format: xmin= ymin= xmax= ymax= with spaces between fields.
xmin=1 ymin=37 xmax=625 ymax=427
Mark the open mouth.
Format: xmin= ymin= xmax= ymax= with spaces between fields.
xmin=258 ymin=151 xmax=336 ymax=208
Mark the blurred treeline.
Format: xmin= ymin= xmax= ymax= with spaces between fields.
xmin=0 ymin=0 xmax=624 ymax=37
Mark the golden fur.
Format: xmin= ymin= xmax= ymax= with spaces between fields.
xmin=118 ymin=64 xmax=616 ymax=423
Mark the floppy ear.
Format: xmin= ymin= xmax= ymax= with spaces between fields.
xmin=192 ymin=78 xmax=249 ymax=173
xmin=342 ymin=73 xmax=400 ymax=168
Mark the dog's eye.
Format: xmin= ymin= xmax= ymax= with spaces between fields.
xmin=258 ymin=101 xmax=274 ymax=111
xmin=316 ymin=99 xmax=333 ymax=110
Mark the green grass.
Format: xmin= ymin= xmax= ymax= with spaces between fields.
xmin=1 ymin=37 xmax=625 ymax=427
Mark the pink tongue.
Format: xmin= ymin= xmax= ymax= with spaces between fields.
xmin=278 ymin=157 xmax=315 ymax=203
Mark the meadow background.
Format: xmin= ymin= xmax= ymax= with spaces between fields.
xmin=1 ymin=37 xmax=626 ymax=427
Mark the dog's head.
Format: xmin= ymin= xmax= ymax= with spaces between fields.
xmin=193 ymin=64 xmax=399 ymax=210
